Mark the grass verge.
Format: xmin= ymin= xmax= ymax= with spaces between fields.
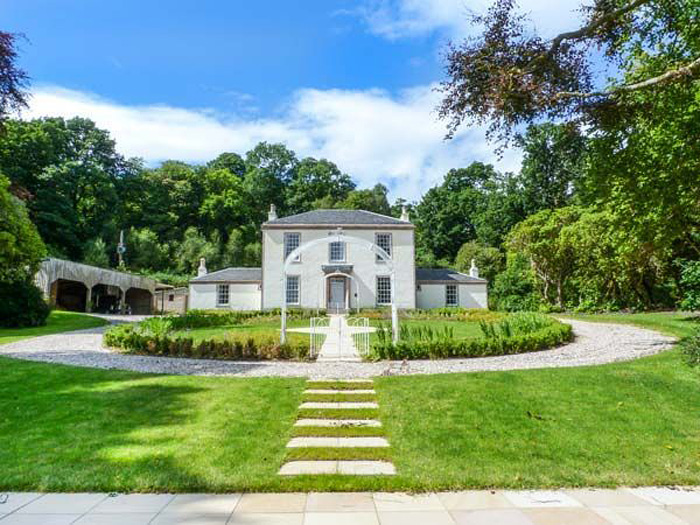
xmin=0 ymin=311 xmax=108 ymax=345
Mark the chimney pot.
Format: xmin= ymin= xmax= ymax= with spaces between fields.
xmin=197 ymin=257 xmax=207 ymax=277
xmin=469 ymin=259 xmax=479 ymax=279
xmin=268 ymin=204 xmax=278 ymax=221
xmin=400 ymin=205 xmax=410 ymax=222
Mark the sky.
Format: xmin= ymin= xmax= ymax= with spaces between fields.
xmin=3 ymin=0 xmax=584 ymax=202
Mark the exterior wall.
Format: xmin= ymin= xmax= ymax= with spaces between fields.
xmin=189 ymin=283 xmax=262 ymax=310
xmin=153 ymin=289 xmax=189 ymax=314
xmin=262 ymin=228 xmax=416 ymax=310
xmin=416 ymin=283 xmax=489 ymax=309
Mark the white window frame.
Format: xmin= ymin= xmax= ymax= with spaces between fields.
xmin=328 ymin=241 xmax=346 ymax=263
xmin=284 ymin=232 xmax=301 ymax=262
xmin=286 ymin=275 xmax=300 ymax=305
xmin=375 ymin=232 xmax=392 ymax=262
xmin=216 ymin=284 xmax=230 ymax=306
xmin=376 ymin=276 xmax=392 ymax=305
xmin=445 ymin=283 xmax=458 ymax=306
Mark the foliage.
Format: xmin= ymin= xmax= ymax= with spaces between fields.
xmin=680 ymin=260 xmax=700 ymax=311
xmin=82 ymin=238 xmax=110 ymax=268
xmin=454 ymin=241 xmax=504 ymax=284
xmin=338 ymin=183 xmax=391 ymax=215
xmin=370 ymin=314 xmax=572 ymax=360
xmin=0 ymin=32 xmax=29 ymax=123
xmin=490 ymin=253 xmax=540 ymax=312
xmin=0 ymin=279 xmax=50 ymax=328
xmin=680 ymin=330 xmax=700 ymax=367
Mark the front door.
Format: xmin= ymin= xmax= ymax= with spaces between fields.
xmin=328 ymin=277 xmax=346 ymax=312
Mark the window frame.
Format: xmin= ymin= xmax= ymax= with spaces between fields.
xmin=375 ymin=232 xmax=392 ymax=262
xmin=216 ymin=284 xmax=230 ymax=306
xmin=283 ymin=232 xmax=301 ymax=263
xmin=286 ymin=275 xmax=301 ymax=305
xmin=445 ymin=283 xmax=458 ymax=306
xmin=328 ymin=241 xmax=346 ymax=263
xmin=376 ymin=275 xmax=392 ymax=305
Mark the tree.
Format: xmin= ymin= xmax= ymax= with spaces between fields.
xmin=126 ymin=228 xmax=169 ymax=271
xmin=199 ymin=168 xmax=248 ymax=242
xmin=339 ymin=184 xmax=391 ymax=216
xmin=490 ymin=253 xmax=540 ymax=311
xmin=244 ymin=142 xmax=298 ymax=221
xmin=207 ymin=152 xmax=246 ymax=177
xmin=174 ymin=227 xmax=220 ymax=274
xmin=0 ymin=32 xmax=29 ymax=124
xmin=287 ymin=157 xmax=355 ymax=213
xmin=454 ymin=241 xmax=504 ymax=284
xmin=438 ymin=0 xmax=700 ymax=143
xmin=82 ymin=238 xmax=110 ymax=268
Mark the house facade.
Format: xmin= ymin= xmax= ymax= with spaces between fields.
xmin=189 ymin=207 xmax=488 ymax=311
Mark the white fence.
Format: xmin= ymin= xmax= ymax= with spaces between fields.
xmin=309 ymin=316 xmax=330 ymax=359
xmin=347 ymin=317 xmax=370 ymax=358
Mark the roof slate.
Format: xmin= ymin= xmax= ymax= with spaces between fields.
xmin=264 ymin=209 xmax=410 ymax=226
xmin=416 ymin=268 xmax=487 ymax=283
xmin=190 ymin=267 xmax=262 ymax=283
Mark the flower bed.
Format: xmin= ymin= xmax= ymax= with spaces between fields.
xmin=369 ymin=312 xmax=573 ymax=360
xmin=104 ymin=310 xmax=310 ymax=361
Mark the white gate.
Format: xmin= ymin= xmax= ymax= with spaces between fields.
xmin=348 ymin=317 xmax=370 ymax=358
xmin=309 ymin=316 xmax=330 ymax=359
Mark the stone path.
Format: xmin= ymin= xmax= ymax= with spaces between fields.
xmin=0 ymin=319 xmax=676 ymax=378
xmin=279 ymin=378 xmax=396 ymax=476
xmin=1 ymin=487 xmax=699 ymax=524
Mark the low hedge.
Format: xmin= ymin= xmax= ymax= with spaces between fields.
xmin=104 ymin=323 xmax=309 ymax=361
xmin=350 ymin=307 xmax=503 ymax=322
xmin=369 ymin=316 xmax=573 ymax=360
xmin=166 ymin=308 xmax=314 ymax=329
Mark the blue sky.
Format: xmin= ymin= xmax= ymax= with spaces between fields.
xmin=4 ymin=0 xmax=583 ymax=201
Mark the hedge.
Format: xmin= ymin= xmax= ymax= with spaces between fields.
xmin=104 ymin=323 xmax=309 ymax=361
xmin=369 ymin=317 xmax=574 ymax=360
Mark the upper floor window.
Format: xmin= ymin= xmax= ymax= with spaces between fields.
xmin=217 ymin=284 xmax=230 ymax=306
xmin=376 ymin=233 xmax=392 ymax=262
xmin=286 ymin=275 xmax=300 ymax=304
xmin=284 ymin=232 xmax=301 ymax=262
xmin=446 ymin=284 xmax=458 ymax=306
xmin=329 ymin=241 xmax=346 ymax=263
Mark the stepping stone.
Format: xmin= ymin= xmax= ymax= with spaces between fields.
xmin=286 ymin=436 xmax=390 ymax=448
xmin=300 ymin=402 xmax=378 ymax=409
xmin=279 ymin=460 xmax=395 ymax=476
xmin=338 ymin=460 xmax=396 ymax=475
xmin=294 ymin=419 xmax=382 ymax=427
xmin=304 ymin=389 xmax=376 ymax=394
xmin=309 ymin=379 xmax=374 ymax=383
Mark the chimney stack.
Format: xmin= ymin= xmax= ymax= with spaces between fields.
xmin=197 ymin=257 xmax=207 ymax=277
xmin=469 ymin=259 xmax=479 ymax=279
xmin=400 ymin=205 xmax=410 ymax=222
xmin=268 ymin=204 xmax=278 ymax=221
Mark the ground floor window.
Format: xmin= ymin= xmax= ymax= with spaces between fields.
xmin=446 ymin=284 xmax=458 ymax=306
xmin=376 ymin=276 xmax=392 ymax=305
xmin=286 ymin=275 xmax=300 ymax=304
xmin=216 ymin=284 xmax=230 ymax=306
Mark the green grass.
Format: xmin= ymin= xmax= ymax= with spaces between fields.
xmin=0 ymin=311 xmax=698 ymax=491
xmin=561 ymin=311 xmax=699 ymax=338
xmin=291 ymin=426 xmax=385 ymax=437
xmin=297 ymin=408 xmax=380 ymax=420
xmin=0 ymin=311 xmax=108 ymax=345
xmin=171 ymin=319 xmax=310 ymax=345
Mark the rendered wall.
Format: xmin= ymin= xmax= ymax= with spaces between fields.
xmin=189 ymin=283 xmax=261 ymax=311
xmin=416 ymin=283 xmax=489 ymax=309
xmin=262 ymin=228 xmax=416 ymax=310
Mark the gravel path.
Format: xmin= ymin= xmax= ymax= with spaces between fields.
xmin=0 ymin=319 xmax=675 ymax=379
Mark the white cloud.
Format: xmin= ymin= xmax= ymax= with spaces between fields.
xmin=25 ymin=84 xmax=522 ymax=202
xmin=356 ymin=0 xmax=584 ymax=40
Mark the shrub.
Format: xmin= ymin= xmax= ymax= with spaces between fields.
xmin=680 ymin=331 xmax=700 ymax=368
xmin=370 ymin=314 xmax=573 ymax=360
xmin=0 ymin=279 xmax=51 ymax=328
xmin=680 ymin=260 xmax=700 ymax=311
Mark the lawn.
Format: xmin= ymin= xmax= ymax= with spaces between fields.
xmin=0 ymin=310 xmax=108 ymax=345
xmin=0 ymin=312 xmax=698 ymax=491
xmin=172 ymin=319 xmax=310 ymax=345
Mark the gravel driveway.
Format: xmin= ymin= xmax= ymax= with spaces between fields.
xmin=0 ymin=319 xmax=675 ymax=379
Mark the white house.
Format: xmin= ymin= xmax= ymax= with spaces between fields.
xmin=188 ymin=207 xmax=488 ymax=311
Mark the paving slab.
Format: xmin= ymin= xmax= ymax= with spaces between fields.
xmin=309 ymin=379 xmax=374 ymax=383
xmin=15 ymin=493 xmax=106 ymax=514
xmin=450 ymin=508 xmax=536 ymax=525
xmin=305 ymin=511 xmax=379 ymax=525
xmin=593 ymin=505 xmax=690 ymax=525
xmin=439 ymin=490 xmax=513 ymax=510
xmin=523 ymin=507 xmax=612 ymax=525
xmin=286 ymin=436 xmax=389 ymax=448
xmin=565 ymin=488 xmax=651 ymax=507
xmin=503 ymin=490 xmax=583 ymax=508
xmin=0 ymin=493 xmax=44 ymax=514
xmin=294 ymin=418 xmax=382 ymax=427
xmin=150 ymin=513 xmax=231 ymax=524
xmin=299 ymin=402 xmax=378 ymax=409
xmin=234 ymin=493 xmax=307 ymax=513
xmin=338 ymin=461 xmax=396 ymax=475
xmin=279 ymin=461 xmax=338 ymax=475
xmin=0 ymin=514 xmax=83 ymax=525
xmin=305 ymin=492 xmax=375 ymax=512
xmin=73 ymin=514 xmax=155 ymax=525
xmin=160 ymin=494 xmax=241 ymax=514
xmin=304 ymin=389 xmax=376 ymax=394
xmin=373 ymin=492 xmax=445 ymax=512
xmin=378 ymin=510 xmax=455 ymax=525
xmin=228 ymin=513 xmax=304 ymax=524
xmin=629 ymin=487 xmax=700 ymax=505
xmin=667 ymin=505 xmax=700 ymax=525
xmin=90 ymin=494 xmax=175 ymax=514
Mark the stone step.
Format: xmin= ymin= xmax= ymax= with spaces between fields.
xmin=279 ymin=460 xmax=396 ymax=476
xmin=304 ymin=389 xmax=376 ymax=395
xmin=294 ymin=419 xmax=382 ymax=427
xmin=286 ymin=436 xmax=390 ymax=448
xmin=299 ymin=402 xmax=378 ymax=409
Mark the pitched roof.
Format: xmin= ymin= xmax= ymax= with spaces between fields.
xmin=264 ymin=209 xmax=411 ymax=227
xmin=190 ymin=267 xmax=262 ymax=283
xmin=416 ymin=268 xmax=487 ymax=283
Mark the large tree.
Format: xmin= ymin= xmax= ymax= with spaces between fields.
xmin=0 ymin=32 xmax=29 ymax=124
xmin=287 ymin=157 xmax=355 ymax=213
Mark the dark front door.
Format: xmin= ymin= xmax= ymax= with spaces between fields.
xmin=328 ymin=277 xmax=346 ymax=312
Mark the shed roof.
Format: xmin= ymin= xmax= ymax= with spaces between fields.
xmin=263 ymin=209 xmax=411 ymax=228
xmin=190 ymin=267 xmax=262 ymax=283
xmin=416 ymin=268 xmax=487 ymax=283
